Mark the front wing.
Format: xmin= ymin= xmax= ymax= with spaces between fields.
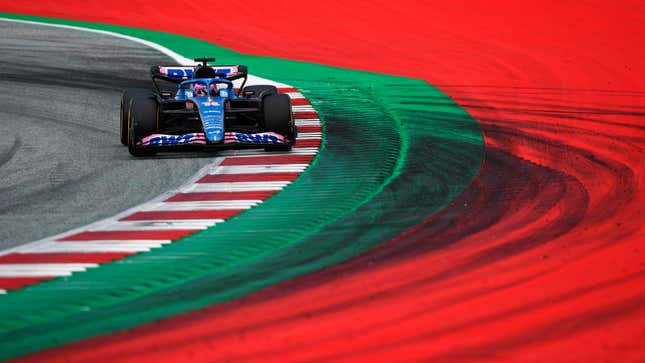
xmin=135 ymin=131 xmax=289 ymax=149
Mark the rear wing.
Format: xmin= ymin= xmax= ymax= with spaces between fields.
xmin=150 ymin=65 xmax=248 ymax=82
xmin=150 ymin=64 xmax=248 ymax=95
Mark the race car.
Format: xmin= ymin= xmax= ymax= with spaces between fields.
xmin=120 ymin=57 xmax=296 ymax=156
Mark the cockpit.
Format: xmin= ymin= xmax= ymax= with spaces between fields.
xmin=176 ymin=79 xmax=234 ymax=100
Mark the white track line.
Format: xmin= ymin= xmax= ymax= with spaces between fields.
xmin=146 ymin=201 xmax=261 ymax=211
xmin=26 ymin=243 xmax=160 ymax=253
xmin=284 ymin=92 xmax=305 ymax=99
xmin=185 ymin=181 xmax=292 ymax=193
xmin=0 ymin=264 xmax=98 ymax=277
xmin=89 ymin=220 xmax=223 ymax=231
xmin=297 ymin=132 xmax=323 ymax=139
xmin=9 ymin=241 xmax=172 ymax=254
xmin=295 ymin=120 xmax=322 ymax=126
xmin=218 ymin=148 xmax=318 ymax=157
xmin=208 ymin=165 xmax=309 ymax=174
xmin=292 ymin=106 xmax=316 ymax=112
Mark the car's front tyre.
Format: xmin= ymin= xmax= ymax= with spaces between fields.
xmin=120 ymin=88 xmax=152 ymax=145
xmin=127 ymin=95 xmax=159 ymax=157
xmin=262 ymin=93 xmax=295 ymax=152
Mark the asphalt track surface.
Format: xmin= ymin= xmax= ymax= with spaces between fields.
xmin=2 ymin=2 xmax=645 ymax=363
xmin=0 ymin=21 xmax=214 ymax=247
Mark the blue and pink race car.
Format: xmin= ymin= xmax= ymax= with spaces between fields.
xmin=120 ymin=57 xmax=296 ymax=156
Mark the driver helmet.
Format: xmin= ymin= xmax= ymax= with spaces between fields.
xmin=194 ymin=83 xmax=207 ymax=97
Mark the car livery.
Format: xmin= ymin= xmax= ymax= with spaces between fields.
xmin=137 ymin=133 xmax=206 ymax=146
xmin=121 ymin=57 xmax=296 ymax=156
xmin=224 ymin=132 xmax=286 ymax=144
xmin=137 ymin=132 xmax=288 ymax=147
xmin=194 ymin=93 xmax=225 ymax=142
xmin=158 ymin=66 xmax=241 ymax=80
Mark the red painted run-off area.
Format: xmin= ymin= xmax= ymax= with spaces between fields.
xmin=3 ymin=1 xmax=645 ymax=362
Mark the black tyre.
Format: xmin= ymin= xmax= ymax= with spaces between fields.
xmin=120 ymin=88 xmax=152 ymax=145
xmin=262 ymin=93 xmax=294 ymax=152
xmin=127 ymin=96 xmax=158 ymax=157
xmin=242 ymin=85 xmax=277 ymax=99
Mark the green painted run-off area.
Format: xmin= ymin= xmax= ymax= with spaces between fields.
xmin=0 ymin=13 xmax=484 ymax=361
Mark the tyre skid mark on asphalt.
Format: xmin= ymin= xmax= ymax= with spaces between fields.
xmin=0 ymin=88 xmax=322 ymax=293
xmin=0 ymin=136 xmax=22 ymax=169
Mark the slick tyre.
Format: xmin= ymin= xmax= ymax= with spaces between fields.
xmin=120 ymin=88 xmax=152 ymax=145
xmin=127 ymin=96 xmax=158 ymax=157
xmin=262 ymin=93 xmax=294 ymax=152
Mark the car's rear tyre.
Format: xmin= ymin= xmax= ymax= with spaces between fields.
xmin=243 ymin=85 xmax=277 ymax=99
xmin=127 ymin=96 xmax=158 ymax=157
xmin=262 ymin=93 xmax=294 ymax=152
xmin=120 ymin=88 xmax=152 ymax=145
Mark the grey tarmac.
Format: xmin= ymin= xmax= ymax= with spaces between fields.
xmin=0 ymin=20 xmax=216 ymax=248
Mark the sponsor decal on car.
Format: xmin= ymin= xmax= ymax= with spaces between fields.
xmin=136 ymin=132 xmax=284 ymax=146
xmin=137 ymin=133 xmax=207 ymax=146
xmin=201 ymin=114 xmax=223 ymax=142
xmin=159 ymin=66 xmax=239 ymax=79
xmin=224 ymin=132 xmax=286 ymax=145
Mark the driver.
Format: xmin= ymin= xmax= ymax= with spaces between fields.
xmin=194 ymin=83 xmax=207 ymax=97
xmin=209 ymin=83 xmax=218 ymax=96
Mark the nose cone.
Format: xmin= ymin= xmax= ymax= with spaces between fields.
xmin=196 ymin=97 xmax=225 ymax=142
